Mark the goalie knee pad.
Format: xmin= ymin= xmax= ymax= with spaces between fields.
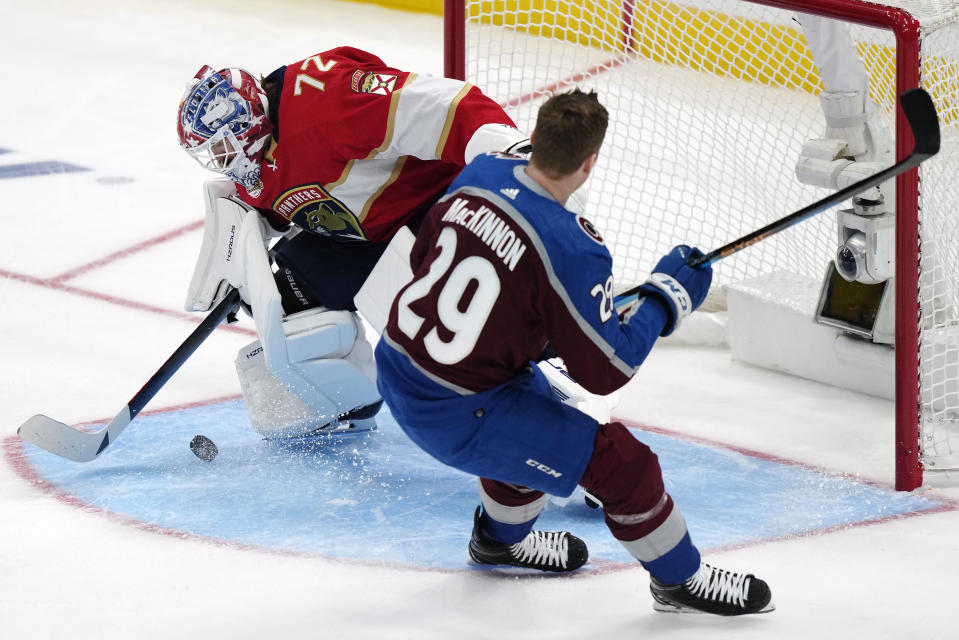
xmin=235 ymin=308 xmax=381 ymax=439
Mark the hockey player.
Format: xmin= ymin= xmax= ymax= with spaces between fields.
xmin=175 ymin=47 xmax=529 ymax=439
xmin=375 ymin=90 xmax=774 ymax=615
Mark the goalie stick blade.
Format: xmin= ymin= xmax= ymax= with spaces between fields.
xmin=18 ymin=411 xmax=126 ymax=462
xmin=900 ymin=88 xmax=941 ymax=157
xmin=15 ymin=290 xmax=240 ymax=462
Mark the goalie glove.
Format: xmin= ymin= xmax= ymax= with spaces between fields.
xmin=464 ymin=123 xmax=530 ymax=163
xmin=637 ymin=245 xmax=713 ymax=336
xmin=503 ymin=137 xmax=533 ymax=156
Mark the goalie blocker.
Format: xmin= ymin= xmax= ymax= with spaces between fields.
xmin=187 ymin=179 xmax=382 ymax=438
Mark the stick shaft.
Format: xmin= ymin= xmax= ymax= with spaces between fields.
xmin=688 ymin=153 xmax=929 ymax=269
xmin=127 ymin=289 xmax=241 ymax=419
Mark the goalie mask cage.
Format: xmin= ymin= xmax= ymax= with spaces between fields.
xmin=444 ymin=0 xmax=959 ymax=490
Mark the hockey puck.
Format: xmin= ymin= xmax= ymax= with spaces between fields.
xmin=189 ymin=435 xmax=218 ymax=461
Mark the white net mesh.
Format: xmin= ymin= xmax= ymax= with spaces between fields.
xmin=918 ymin=18 xmax=959 ymax=471
xmin=457 ymin=0 xmax=959 ymax=477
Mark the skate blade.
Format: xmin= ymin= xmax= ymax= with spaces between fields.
xmin=652 ymin=596 xmax=776 ymax=616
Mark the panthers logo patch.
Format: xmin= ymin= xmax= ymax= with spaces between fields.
xmin=577 ymin=216 xmax=604 ymax=245
xmin=273 ymin=184 xmax=367 ymax=240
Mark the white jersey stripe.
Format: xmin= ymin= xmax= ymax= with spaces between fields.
xmin=617 ymin=506 xmax=689 ymax=563
xmin=478 ymin=478 xmax=549 ymax=524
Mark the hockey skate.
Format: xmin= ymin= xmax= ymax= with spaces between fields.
xmin=649 ymin=562 xmax=774 ymax=616
xmin=468 ymin=506 xmax=588 ymax=572
xmin=305 ymin=399 xmax=383 ymax=435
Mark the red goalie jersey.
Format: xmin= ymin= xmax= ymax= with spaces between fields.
xmin=236 ymin=46 xmax=521 ymax=242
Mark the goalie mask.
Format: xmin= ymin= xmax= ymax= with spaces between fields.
xmin=177 ymin=65 xmax=273 ymax=191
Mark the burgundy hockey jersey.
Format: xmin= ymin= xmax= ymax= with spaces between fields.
xmin=383 ymin=152 xmax=671 ymax=396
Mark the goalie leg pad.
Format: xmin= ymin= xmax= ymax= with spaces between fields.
xmin=185 ymin=179 xmax=246 ymax=313
xmin=353 ymin=226 xmax=416 ymax=334
xmin=235 ymin=308 xmax=381 ymax=439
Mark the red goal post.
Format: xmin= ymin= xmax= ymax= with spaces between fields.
xmin=445 ymin=0 xmax=959 ymax=490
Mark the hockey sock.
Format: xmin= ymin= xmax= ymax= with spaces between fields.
xmin=640 ymin=532 xmax=701 ymax=585
xmin=581 ymin=422 xmax=701 ymax=581
xmin=478 ymin=508 xmax=539 ymax=544
xmin=477 ymin=478 xmax=547 ymax=543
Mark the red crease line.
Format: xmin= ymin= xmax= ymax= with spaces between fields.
xmin=618 ymin=417 xmax=959 ymax=509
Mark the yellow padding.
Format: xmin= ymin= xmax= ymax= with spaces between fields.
xmin=359 ymin=0 xmax=443 ymax=14
xmin=469 ymin=0 xmax=959 ymax=108
xmin=357 ymin=0 xmax=954 ymax=122
xmin=471 ymin=0 xmax=827 ymax=93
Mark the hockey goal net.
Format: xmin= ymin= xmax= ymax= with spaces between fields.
xmin=444 ymin=0 xmax=959 ymax=490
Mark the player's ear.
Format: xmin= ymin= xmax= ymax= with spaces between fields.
xmin=582 ymin=152 xmax=598 ymax=176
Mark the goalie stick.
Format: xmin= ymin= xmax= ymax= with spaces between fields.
xmin=18 ymin=288 xmax=242 ymax=462
xmin=614 ymin=87 xmax=940 ymax=305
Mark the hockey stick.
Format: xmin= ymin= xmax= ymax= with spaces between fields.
xmin=18 ymin=288 xmax=242 ymax=462
xmin=614 ymin=87 xmax=940 ymax=304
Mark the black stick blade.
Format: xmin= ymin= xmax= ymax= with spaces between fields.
xmin=901 ymin=88 xmax=941 ymax=157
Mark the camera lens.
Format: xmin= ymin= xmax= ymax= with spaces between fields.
xmin=836 ymin=232 xmax=867 ymax=282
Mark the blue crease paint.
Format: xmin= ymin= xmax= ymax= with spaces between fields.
xmin=21 ymin=399 xmax=944 ymax=569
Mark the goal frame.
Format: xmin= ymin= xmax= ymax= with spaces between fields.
xmin=444 ymin=0 xmax=925 ymax=490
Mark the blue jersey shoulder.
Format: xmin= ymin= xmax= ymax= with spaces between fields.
xmin=450 ymin=153 xmax=606 ymax=253
xmin=447 ymin=152 xmax=616 ymax=316
xmin=448 ymin=151 xmax=524 ymax=194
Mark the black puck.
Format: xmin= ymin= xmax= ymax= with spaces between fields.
xmin=189 ymin=434 xmax=218 ymax=461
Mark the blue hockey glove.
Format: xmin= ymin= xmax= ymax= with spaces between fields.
xmin=637 ymin=245 xmax=713 ymax=336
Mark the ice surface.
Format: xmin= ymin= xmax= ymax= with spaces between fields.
xmin=3 ymin=1 xmax=959 ymax=638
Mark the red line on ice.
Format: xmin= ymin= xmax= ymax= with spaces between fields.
xmin=48 ymin=219 xmax=205 ymax=284
xmin=0 ymin=267 xmax=254 ymax=336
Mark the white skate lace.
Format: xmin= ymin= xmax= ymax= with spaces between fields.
xmin=509 ymin=531 xmax=569 ymax=569
xmin=686 ymin=563 xmax=750 ymax=608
